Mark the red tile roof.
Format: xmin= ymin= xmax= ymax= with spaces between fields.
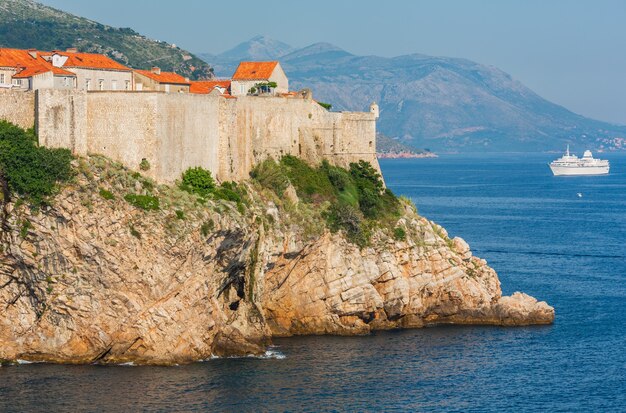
xmin=0 ymin=48 xmax=46 ymax=69
xmin=189 ymin=80 xmax=231 ymax=94
xmin=12 ymin=65 xmax=50 ymax=78
xmin=0 ymin=48 xmax=75 ymax=78
xmin=50 ymin=66 xmax=76 ymax=76
xmin=134 ymin=69 xmax=190 ymax=85
xmin=232 ymin=61 xmax=278 ymax=80
xmin=52 ymin=52 xmax=131 ymax=71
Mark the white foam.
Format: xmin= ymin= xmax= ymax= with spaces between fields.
xmin=205 ymin=346 xmax=286 ymax=361
xmin=248 ymin=346 xmax=287 ymax=360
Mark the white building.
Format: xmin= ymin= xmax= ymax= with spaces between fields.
xmin=230 ymin=61 xmax=289 ymax=97
xmin=0 ymin=48 xmax=76 ymax=91
xmin=44 ymin=48 xmax=133 ymax=91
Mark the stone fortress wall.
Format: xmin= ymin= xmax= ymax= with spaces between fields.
xmin=0 ymin=90 xmax=378 ymax=183
xmin=0 ymin=91 xmax=35 ymax=130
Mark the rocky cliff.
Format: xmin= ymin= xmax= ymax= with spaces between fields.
xmin=0 ymin=156 xmax=553 ymax=365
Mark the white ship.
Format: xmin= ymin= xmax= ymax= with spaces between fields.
xmin=549 ymin=146 xmax=610 ymax=176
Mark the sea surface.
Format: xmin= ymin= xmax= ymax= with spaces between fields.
xmin=2 ymin=153 xmax=625 ymax=412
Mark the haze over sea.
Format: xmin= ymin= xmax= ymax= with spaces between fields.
xmin=1 ymin=153 xmax=624 ymax=412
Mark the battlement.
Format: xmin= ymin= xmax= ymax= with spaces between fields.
xmin=0 ymin=89 xmax=378 ymax=183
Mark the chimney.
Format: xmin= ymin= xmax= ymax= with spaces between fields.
xmin=66 ymin=47 xmax=78 ymax=53
xmin=151 ymin=67 xmax=161 ymax=75
xmin=27 ymin=49 xmax=38 ymax=59
xmin=184 ymin=77 xmax=190 ymax=83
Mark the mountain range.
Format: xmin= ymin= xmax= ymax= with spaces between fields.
xmin=0 ymin=0 xmax=213 ymax=79
xmin=200 ymin=36 xmax=626 ymax=152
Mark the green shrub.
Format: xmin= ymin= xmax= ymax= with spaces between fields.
xmin=19 ymin=219 xmax=31 ymax=239
xmin=124 ymin=193 xmax=160 ymax=211
xmin=213 ymin=181 xmax=243 ymax=204
xmin=175 ymin=210 xmax=185 ymax=220
xmin=325 ymin=202 xmax=370 ymax=247
xmin=349 ymin=160 xmax=400 ymax=220
xmin=139 ymin=158 xmax=150 ymax=171
xmin=141 ymin=179 xmax=154 ymax=192
xmin=349 ymin=160 xmax=384 ymax=193
xmin=99 ymin=188 xmax=115 ymax=200
xmin=0 ymin=121 xmax=73 ymax=206
xmin=201 ymin=219 xmax=214 ymax=237
xmin=322 ymin=160 xmax=348 ymax=191
xmin=180 ymin=167 xmax=215 ymax=197
xmin=326 ymin=202 xmax=361 ymax=234
xmin=393 ymin=226 xmax=407 ymax=241
xmin=317 ymin=102 xmax=332 ymax=110
xmin=280 ymin=155 xmax=334 ymax=202
xmin=250 ymin=159 xmax=290 ymax=196
xmin=129 ymin=224 xmax=141 ymax=239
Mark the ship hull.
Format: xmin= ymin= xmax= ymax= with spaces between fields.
xmin=549 ymin=165 xmax=609 ymax=176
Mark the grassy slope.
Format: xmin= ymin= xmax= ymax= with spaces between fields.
xmin=0 ymin=0 xmax=213 ymax=79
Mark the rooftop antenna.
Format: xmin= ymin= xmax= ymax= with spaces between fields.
xmin=566 ymin=144 xmax=570 ymax=156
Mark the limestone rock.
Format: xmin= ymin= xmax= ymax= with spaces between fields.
xmin=0 ymin=168 xmax=554 ymax=365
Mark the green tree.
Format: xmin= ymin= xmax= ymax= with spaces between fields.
xmin=180 ymin=167 xmax=215 ymax=198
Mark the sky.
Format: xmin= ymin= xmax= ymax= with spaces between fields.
xmin=40 ymin=0 xmax=626 ymax=125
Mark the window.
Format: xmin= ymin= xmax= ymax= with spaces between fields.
xmin=0 ymin=74 xmax=4 ymax=84
xmin=86 ymin=78 xmax=91 ymax=90
xmin=111 ymin=80 xmax=117 ymax=90
xmin=98 ymin=79 xmax=104 ymax=91
xmin=125 ymin=80 xmax=131 ymax=91
xmin=165 ymin=84 xmax=170 ymax=93
xmin=63 ymin=77 xmax=70 ymax=87
xmin=240 ymin=84 xmax=246 ymax=94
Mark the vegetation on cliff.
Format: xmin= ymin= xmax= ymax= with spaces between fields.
xmin=0 ymin=0 xmax=213 ymax=79
xmin=0 ymin=121 xmax=72 ymax=206
xmin=251 ymin=155 xmax=404 ymax=247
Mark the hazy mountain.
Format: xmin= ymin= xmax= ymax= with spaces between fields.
xmin=0 ymin=0 xmax=213 ymax=79
xmin=219 ymin=35 xmax=294 ymax=61
xmin=200 ymin=37 xmax=626 ymax=152
xmin=199 ymin=35 xmax=294 ymax=75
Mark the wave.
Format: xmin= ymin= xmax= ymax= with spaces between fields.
xmin=204 ymin=346 xmax=286 ymax=361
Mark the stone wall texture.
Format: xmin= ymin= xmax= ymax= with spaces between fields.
xmin=0 ymin=90 xmax=35 ymax=129
xmin=1 ymin=90 xmax=378 ymax=183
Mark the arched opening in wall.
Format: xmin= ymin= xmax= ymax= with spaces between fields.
xmin=299 ymin=144 xmax=302 ymax=155
xmin=369 ymin=141 xmax=373 ymax=148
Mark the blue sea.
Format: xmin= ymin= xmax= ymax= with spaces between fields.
xmin=1 ymin=154 xmax=625 ymax=412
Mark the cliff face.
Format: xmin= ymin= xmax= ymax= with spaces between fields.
xmin=0 ymin=157 xmax=553 ymax=365
xmin=262 ymin=214 xmax=553 ymax=336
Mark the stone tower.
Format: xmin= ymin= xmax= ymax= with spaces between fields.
xmin=369 ymin=102 xmax=379 ymax=119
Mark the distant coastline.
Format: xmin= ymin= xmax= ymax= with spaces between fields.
xmin=376 ymin=133 xmax=437 ymax=159
xmin=377 ymin=151 xmax=438 ymax=159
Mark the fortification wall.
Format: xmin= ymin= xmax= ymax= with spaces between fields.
xmin=221 ymin=96 xmax=378 ymax=180
xmin=1 ymin=90 xmax=377 ymax=184
xmin=84 ymin=92 xmax=159 ymax=177
xmin=153 ymin=93 xmax=220 ymax=182
xmin=37 ymin=89 xmax=87 ymax=154
xmin=0 ymin=91 xmax=35 ymax=129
